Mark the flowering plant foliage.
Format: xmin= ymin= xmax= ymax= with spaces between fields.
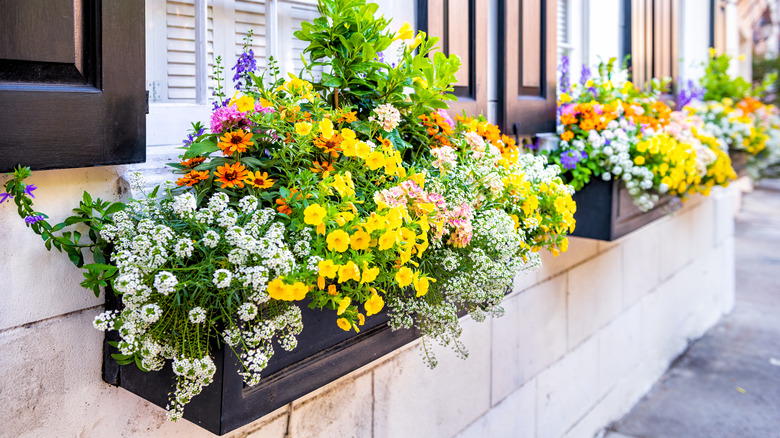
xmin=3 ymin=0 xmax=574 ymax=421
xmin=548 ymin=56 xmax=738 ymax=211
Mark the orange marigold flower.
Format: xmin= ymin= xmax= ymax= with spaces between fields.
xmin=176 ymin=170 xmax=209 ymax=187
xmin=245 ymin=171 xmax=275 ymax=189
xmin=310 ymin=161 xmax=335 ymax=176
xmin=218 ymin=131 xmax=253 ymax=156
xmin=214 ymin=162 xmax=249 ymax=188
xmin=338 ymin=111 xmax=358 ymax=123
xmin=561 ymin=130 xmax=574 ymax=142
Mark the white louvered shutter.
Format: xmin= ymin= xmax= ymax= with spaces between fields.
xmin=235 ymin=0 xmax=268 ymax=71
xmin=165 ymin=0 xmax=215 ymax=101
xmin=557 ymin=0 xmax=571 ymax=61
xmin=278 ymin=0 xmax=324 ymax=80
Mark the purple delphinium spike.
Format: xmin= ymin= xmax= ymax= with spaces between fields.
xmin=0 ymin=193 xmax=12 ymax=204
xmin=24 ymin=215 xmax=45 ymax=225
xmin=232 ymin=49 xmax=257 ymax=90
xmin=559 ymin=55 xmax=570 ymax=92
xmin=580 ymin=65 xmax=591 ymax=86
xmin=24 ymin=184 xmax=37 ymax=198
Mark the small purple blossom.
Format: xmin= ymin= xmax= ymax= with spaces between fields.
xmin=211 ymin=99 xmax=230 ymax=111
xmin=580 ymin=65 xmax=591 ymax=86
xmin=24 ymin=184 xmax=37 ymax=198
xmin=560 ymin=150 xmax=587 ymax=170
xmin=559 ymin=54 xmax=570 ymax=92
xmin=604 ymin=138 xmax=611 ymax=146
xmin=24 ymin=215 xmax=45 ymax=225
xmin=677 ymin=79 xmax=704 ymax=109
xmin=527 ymin=138 xmax=541 ymax=151
xmin=0 ymin=192 xmax=12 ymax=204
xmin=375 ymin=51 xmax=386 ymax=63
xmin=232 ymin=49 xmax=257 ymax=90
xmin=182 ymin=127 xmax=206 ymax=147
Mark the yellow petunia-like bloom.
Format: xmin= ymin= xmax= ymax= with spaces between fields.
xmin=350 ymin=229 xmax=371 ymax=250
xmin=366 ymin=151 xmax=386 ymax=170
xmin=338 ymin=261 xmax=361 ymax=283
xmin=267 ymin=278 xmax=309 ymax=301
xmin=361 ymin=263 xmax=380 ymax=283
xmin=295 ymin=121 xmax=312 ymax=136
xmin=394 ymin=22 xmax=414 ymax=41
xmin=318 ymin=259 xmax=340 ymax=278
xmin=336 ymin=317 xmax=351 ymax=331
xmin=303 ymin=203 xmax=328 ymax=226
xmin=326 ymin=230 xmax=350 ymax=253
xmin=337 ymin=296 xmax=351 ymax=315
xmin=395 ymin=267 xmax=414 ymax=288
xmin=378 ymin=229 xmax=398 ymax=250
xmin=364 ymin=291 xmax=385 ymax=316
xmin=413 ymin=275 xmax=430 ymax=297
xmin=319 ymin=118 xmax=335 ymax=139
xmin=355 ymin=141 xmax=372 ymax=159
xmin=235 ymin=95 xmax=255 ymax=113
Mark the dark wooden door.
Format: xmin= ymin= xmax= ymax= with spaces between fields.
xmin=418 ymin=0 xmax=488 ymax=118
xmin=0 ymin=0 xmax=146 ymax=172
xmin=625 ymin=0 xmax=679 ymax=90
xmin=499 ymin=0 xmax=558 ymax=136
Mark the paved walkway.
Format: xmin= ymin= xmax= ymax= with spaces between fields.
xmin=606 ymin=180 xmax=780 ymax=438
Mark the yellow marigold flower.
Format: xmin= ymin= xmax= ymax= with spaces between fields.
xmin=319 ymin=118 xmax=335 ymax=139
xmin=318 ymin=259 xmax=340 ymax=278
xmin=634 ymin=155 xmax=645 ymax=165
xmin=394 ymin=22 xmax=413 ymax=41
xmin=350 ymin=229 xmax=371 ymax=251
xmin=337 ymin=317 xmax=351 ymax=331
xmin=378 ymin=229 xmax=398 ymax=250
xmin=327 ymin=229 xmax=350 ymax=253
xmin=337 ymin=296 xmax=351 ymax=315
xmin=303 ymin=203 xmax=328 ymax=226
xmin=361 ymin=263 xmax=380 ymax=283
xmin=395 ymin=267 xmax=414 ymax=288
xmin=365 ymin=291 xmax=385 ymax=316
xmin=413 ymin=275 xmax=430 ymax=297
xmin=338 ymin=261 xmax=360 ymax=283
xmin=366 ymin=151 xmax=386 ymax=170
xmin=295 ymin=121 xmax=312 ymax=136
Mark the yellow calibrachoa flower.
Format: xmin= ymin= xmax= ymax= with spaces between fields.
xmin=361 ymin=263 xmax=380 ymax=283
xmin=326 ymin=229 xmax=350 ymax=252
xmin=395 ymin=267 xmax=414 ymax=288
xmin=337 ymin=317 xmax=351 ymax=331
xmin=267 ymin=278 xmax=309 ymax=301
xmin=303 ymin=203 xmax=327 ymax=226
xmin=413 ymin=275 xmax=430 ymax=297
xmin=337 ymin=296 xmax=351 ymax=315
xmin=295 ymin=121 xmax=312 ymax=136
xmin=365 ymin=291 xmax=385 ymax=316
xmin=357 ymin=313 xmax=365 ymax=325
xmin=378 ymin=229 xmax=398 ymax=250
xmin=338 ymin=261 xmax=360 ymax=283
xmin=318 ymin=259 xmax=340 ymax=278
xmin=235 ymin=95 xmax=255 ymax=112
xmin=355 ymin=141 xmax=372 ymax=159
xmin=394 ymin=22 xmax=413 ymax=41
xmin=350 ymin=229 xmax=371 ymax=250
xmin=634 ymin=155 xmax=645 ymax=165
xmin=319 ymin=118 xmax=334 ymax=139
xmin=366 ymin=151 xmax=386 ymax=170
xmin=335 ymin=211 xmax=355 ymax=226
xmin=364 ymin=213 xmax=386 ymax=233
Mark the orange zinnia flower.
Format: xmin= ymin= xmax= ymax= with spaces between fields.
xmin=218 ymin=131 xmax=254 ymax=156
xmin=561 ymin=130 xmax=574 ymax=142
xmin=214 ymin=162 xmax=249 ymax=188
xmin=245 ymin=171 xmax=275 ymax=189
xmin=313 ymin=134 xmax=343 ymax=158
xmin=180 ymin=156 xmax=207 ymax=168
xmin=310 ymin=161 xmax=335 ymax=177
xmin=338 ymin=111 xmax=358 ymax=123
xmin=275 ymin=188 xmax=300 ymax=215
xmin=176 ymin=170 xmax=210 ymax=187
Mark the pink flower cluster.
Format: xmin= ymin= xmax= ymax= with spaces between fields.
xmin=431 ymin=146 xmax=457 ymax=171
xmin=210 ymin=106 xmax=252 ymax=134
xmin=464 ymin=131 xmax=487 ymax=159
xmin=445 ymin=203 xmax=473 ymax=248
xmin=369 ymin=104 xmax=402 ymax=132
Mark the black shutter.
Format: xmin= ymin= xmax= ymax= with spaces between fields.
xmin=418 ymin=0 xmax=488 ymax=118
xmin=499 ymin=0 xmax=558 ymax=136
xmin=0 ymin=0 xmax=146 ymax=172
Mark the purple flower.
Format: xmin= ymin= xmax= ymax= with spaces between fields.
xmin=182 ymin=127 xmax=206 ymax=147
xmin=559 ymin=54 xmax=570 ymax=92
xmin=677 ymin=79 xmax=704 ymax=109
xmin=24 ymin=215 xmax=45 ymax=225
xmin=375 ymin=51 xmax=386 ymax=63
xmin=560 ymin=150 xmax=586 ymax=170
xmin=232 ymin=49 xmax=257 ymax=90
xmin=604 ymin=139 xmax=611 ymax=146
xmin=24 ymin=184 xmax=37 ymax=198
xmin=211 ymin=99 xmax=230 ymax=111
xmin=0 ymin=192 xmax=12 ymax=204
xmin=527 ymin=138 xmax=541 ymax=151
xmin=580 ymin=65 xmax=591 ymax=86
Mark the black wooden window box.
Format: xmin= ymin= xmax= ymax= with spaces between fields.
xmin=570 ymin=178 xmax=681 ymax=241
xmin=102 ymin=290 xmax=420 ymax=435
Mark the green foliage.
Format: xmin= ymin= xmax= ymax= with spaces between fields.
xmin=701 ymin=51 xmax=753 ymax=101
xmin=3 ymin=166 xmax=125 ymax=297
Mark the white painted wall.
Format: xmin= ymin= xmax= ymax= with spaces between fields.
xmin=679 ymin=0 xmax=712 ymax=82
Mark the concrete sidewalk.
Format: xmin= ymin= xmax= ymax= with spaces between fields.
xmin=605 ymin=181 xmax=780 ymax=438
